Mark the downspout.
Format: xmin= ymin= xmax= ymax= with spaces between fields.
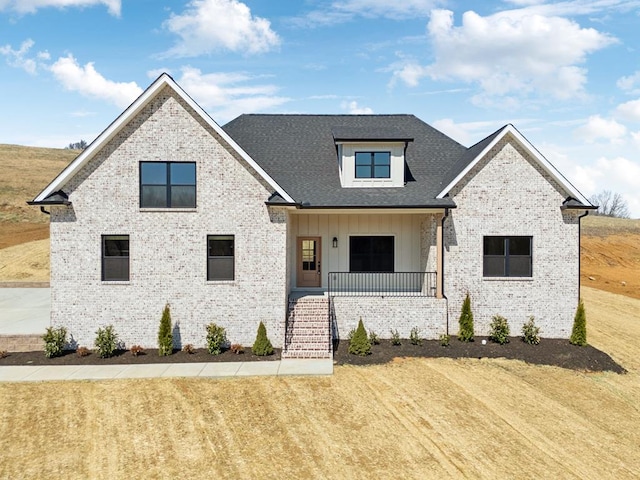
xmin=441 ymin=208 xmax=450 ymax=336
xmin=40 ymin=206 xmax=50 ymax=215
xmin=577 ymin=209 xmax=590 ymax=301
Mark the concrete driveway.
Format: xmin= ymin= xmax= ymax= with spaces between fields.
xmin=0 ymin=288 xmax=50 ymax=334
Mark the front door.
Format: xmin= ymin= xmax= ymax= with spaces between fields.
xmin=297 ymin=237 xmax=321 ymax=288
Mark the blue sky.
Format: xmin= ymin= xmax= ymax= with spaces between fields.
xmin=2 ymin=0 xmax=640 ymax=217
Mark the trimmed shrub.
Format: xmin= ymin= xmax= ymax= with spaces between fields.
xmin=158 ymin=304 xmax=173 ymax=356
xmin=252 ymin=321 xmax=274 ymax=356
xmin=230 ymin=343 xmax=244 ymax=354
xmin=522 ymin=316 xmax=541 ymax=345
xmin=76 ymin=346 xmax=90 ymax=357
xmin=458 ymin=293 xmax=475 ymax=342
xmin=409 ymin=326 xmax=422 ymax=346
xmin=206 ymin=323 xmax=227 ymax=355
xmin=348 ymin=318 xmax=371 ymax=356
xmin=43 ymin=326 xmax=67 ymax=358
xmin=489 ymin=315 xmax=510 ymax=345
xmin=390 ymin=329 xmax=401 ymax=346
xmin=130 ymin=345 xmax=144 ymax=356
xmin=368 ymin=329 xmax=380 ymax=345
xmin=439 ymin=333 xmax=450 ymax=347
xmin=570 ymin=299 xmax=587 ymax=346
xmin=94 ymin=325 xmax=118 ymax=358
xmin=182 ymin=344 xmax=195 ymax=354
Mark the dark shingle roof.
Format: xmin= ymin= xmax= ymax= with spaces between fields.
xmin=222 ymin=114 xmax=467 ymax=208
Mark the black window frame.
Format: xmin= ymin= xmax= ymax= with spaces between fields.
xmin=355 ymin=151 xmax=391 ymax=179
xmin=349 ymin=236 xmax=394 ymax=273
xmin=102 ymin=235 xmax=130 ymax=281
xmin=483 ymin=236 xmax=532 ymax=277
xmin=139 ymin=161 xmax=196 ymax=208
xmin=207 ymin=235 xmax=235 ymax=281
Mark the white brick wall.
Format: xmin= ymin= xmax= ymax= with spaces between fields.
xmin=444 ymin=136 xmax=582 ymax=338
xmin=49 ymin=87 xmax=288 ymax=349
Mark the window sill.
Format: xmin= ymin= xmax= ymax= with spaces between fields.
xmin=140 ymin=208 xmax=197 ymax=213
xmin=101 ymin=281 xmax=131 ymax=285
xmin=206 ymin=280 xmax=236 ymax=285
xmin=483 ymin=276 xmax=533 ymax=281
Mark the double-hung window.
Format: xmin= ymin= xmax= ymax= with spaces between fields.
xmin=483 ymin=236 xmax=532 ymax=277
xmin=208 ymin=235 xmax=234 ymax=281
xmin=349 ymin=236 xmax=394 ymax=272
xmin=355 ymin=152 xmax=391 ymax=179
xmin=140 ymin=161 xmax=196 ymax=208
xmin=102 ymin=235 xmax=129 ymax=281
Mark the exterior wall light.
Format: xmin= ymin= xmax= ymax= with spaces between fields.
xmin=332 ymin=237 xmax=338 ymax=248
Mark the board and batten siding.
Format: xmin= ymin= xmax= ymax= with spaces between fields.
xmin=289 ymin=212 xmax=438 ymax=290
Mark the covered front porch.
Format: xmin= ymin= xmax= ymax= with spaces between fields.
xmin=282 ymin=209 xmax=450 ymax=358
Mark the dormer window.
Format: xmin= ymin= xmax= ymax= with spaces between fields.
xmin=355 ymin=152 xmax=391 ymax=179
xmin=332 ymin=126 xmax=413 ymax=188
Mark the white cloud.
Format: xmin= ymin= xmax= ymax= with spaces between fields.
xmin=392 ymin=8 xmax=615 ymax=105
xmin=573 ymin=115 xmax=627 ymax=143
xmin=293 ymin=0 xmax=440 ymax=26
xmin=0 ymin=39 xmax=49 ymax=74
xmin=341 ymin=100 xmax=373 ymax=114
xmin=163 ymin=0 xmax=280 ymax=57
xmin=175 ymin=66 xmax=289 ymax=122
xmin=617 ymin=70 xmax=640 ymax=93
xmin=431 ymin=118 xmax=503 ymax=145
xmin=615 ymin=98 xmax=640 ymax=122
xmin=0 ymin=0 xmax=120 ymax=16
xmin=49 ymin=55 xmax=142 ymax=108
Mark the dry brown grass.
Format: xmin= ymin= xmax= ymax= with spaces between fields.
xmin=0 ymin=286 xmax=639 ymax=479
xmin=0 ymin=239 xmax=49 ymax=282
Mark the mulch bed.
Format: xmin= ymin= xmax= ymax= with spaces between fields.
xmin=333 ymin=337 xmax=626 ymax=374
xmin=0 ymin=337 xmax=626 ymax=374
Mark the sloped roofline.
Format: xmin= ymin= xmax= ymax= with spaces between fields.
xmin=436 ymin=124 xmax=592 ymax=206
xmin=31 ymin=73 xmax=295 ymax=204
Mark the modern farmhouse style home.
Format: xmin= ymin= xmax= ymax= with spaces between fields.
xmin=30 ymin=74 xmax=595 ymax=358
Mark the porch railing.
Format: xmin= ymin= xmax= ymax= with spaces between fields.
xmin=328 ymin=271 xmax=437 ymax=297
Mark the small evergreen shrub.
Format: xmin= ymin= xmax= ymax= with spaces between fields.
xmin=206 ymin=323 xmax=228 ymax=355
xmin=182 ymin=344 xmax=195 ymax=354
xmin=368 ymin=329 xmax=380 ymax=345
xmin=439 ymin=333 xmax=450 ymax=347
xmin=43 ymin=326 xmax=68 ymax=358
xmin=409 ymin=326 xmax=422 ymax=346
xmin=130 ymin=345 xmax=144 ymax=356
xmin=489 ymin=315 xmax=510 ymax=345
xmin=94 ymin=325 xmax=118 ymax=358
xmin=522 ymin=316 xmax=540 ymax=345
xmin=76 ymin=346 xmax=90 ymax=357
xmin=252 ymin=321 xmax=274 ymax=356
xmin=458 ymin=293 xmax=475 ymax=342
xmin=390 ymin=329 xmax=401 ymax=346
xmin=230 ymin=343 xmax=244 ymax=354
xmin=347 ymin=328 xmax=356 ymax=341
xmin=348 ymin=318 xmax=371 ymax=356
xmin=158 ymin=304 xmax=173 ymax=356
xmin=570 ymin=299 xmax=587 ymax=346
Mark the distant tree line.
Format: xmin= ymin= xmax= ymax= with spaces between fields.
xmin=588 ymin=190 xmax=630 ymax=218
xmin=65 ymin=140 xmax=87 ymax=150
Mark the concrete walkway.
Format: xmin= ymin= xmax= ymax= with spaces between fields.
xmin=0 ymin=358 xmax=334 ymax=382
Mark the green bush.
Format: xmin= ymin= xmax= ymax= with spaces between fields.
xmin=206 ymin=323 xmax=227 ymax=355
xmin=348 ymin=318 xmax=371 ymax=356
xmin=458 ymin=293 xmax=475 ymax=342
xmin=522 ymin=316 xmax=540 ymax=345
xmin=368 ymin=329 xmax=380 ymax=345
xmin=252 ymin=321 xmax=274 ymax=356
xmin=43 ymin=326 xmax=67 ymax=358
xmin=158 ymin=304 xmax=173 ymax=356
xmin=390 ymin=329 xmax=401 ymax=346
xmin=439 ymin=333 xmax=450 ymax=347
xmin=570 ymin=299 xmax=587 ymax=346
xmin=94 ymin=325 xmax=118 ymax=358
xmin=489 ymin=315 xmax=510 ymax=345
xmin=409 ymin=326 xmax=422 ymax=346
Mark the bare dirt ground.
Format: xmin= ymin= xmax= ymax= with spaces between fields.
xmin=0 ymin=286 xmax=639 ymax=479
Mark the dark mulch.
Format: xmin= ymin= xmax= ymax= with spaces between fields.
xmin=333 ymin=337 xmax=626 ymax=374
xmin=0 ymin=337 xmax=625 ymax=374
xmin=0 ymin=348 xmax=281 ymax=366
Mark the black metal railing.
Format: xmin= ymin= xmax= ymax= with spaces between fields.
xmin=327 ymin=272 xmax=437 ymax=297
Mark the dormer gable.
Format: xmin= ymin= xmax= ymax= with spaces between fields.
xmin=332 ymin=127 xmax=413 ymax=188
